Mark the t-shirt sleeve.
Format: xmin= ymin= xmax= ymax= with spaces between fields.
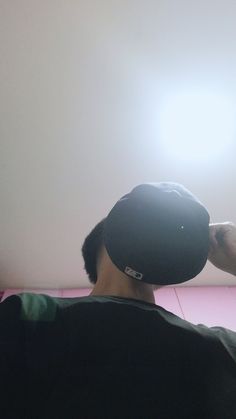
xmin=208 ymin=325 xmax=236 ymax=364
xmin=0 ymin=295 xmax=28 ymax=415
xmin=197 ymin=322 xmax=236 ymax=365
xmin=0 ymin=293 xmax=59 ymax=417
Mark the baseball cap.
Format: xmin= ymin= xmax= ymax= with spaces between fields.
xmin=103 ymin=182 xmax=210 ymax=285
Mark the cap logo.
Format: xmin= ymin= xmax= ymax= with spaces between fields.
xmin=125 ymin=266 xmax=143 ymax=280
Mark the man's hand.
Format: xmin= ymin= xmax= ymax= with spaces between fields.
xmin=208 ymin=222 xmax=236 ymax=276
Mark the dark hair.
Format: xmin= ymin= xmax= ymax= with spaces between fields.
xmin=81 ymin=218 xmax=106 ymax=284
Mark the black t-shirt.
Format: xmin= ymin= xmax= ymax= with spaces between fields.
xmin=0 ymin=293 xmax=236 ymax=419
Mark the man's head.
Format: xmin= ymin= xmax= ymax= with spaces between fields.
xmin=81 ymin=181 xmax=210 ymax=302
xmin=81 ymin=217 xmax=161 ymax=304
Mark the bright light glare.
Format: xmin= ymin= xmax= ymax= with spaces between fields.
xmin=159 ymin=90 xmax=235 ymax=162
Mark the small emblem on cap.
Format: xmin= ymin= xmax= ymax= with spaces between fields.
xmin=125 ymin=266 xmax=143 ymax=280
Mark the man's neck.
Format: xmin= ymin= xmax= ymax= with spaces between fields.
xmin=89 ymin=276 xmax=156 ymax=305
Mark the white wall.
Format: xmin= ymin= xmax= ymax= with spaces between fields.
xmin=1 ymin=1 xmax=236 ymax=289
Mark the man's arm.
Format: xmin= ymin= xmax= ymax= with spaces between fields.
xmin=208 ymin=222 xmax=236 ymax=276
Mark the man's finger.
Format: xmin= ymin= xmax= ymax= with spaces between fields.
xmin=209 ymin=226 xmax=218 ymax=248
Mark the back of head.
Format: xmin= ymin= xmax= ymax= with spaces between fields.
xmin=82 ymin=182 xmax=210 ymax=286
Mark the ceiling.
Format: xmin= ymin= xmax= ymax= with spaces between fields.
xmin=1 ymin=1 xmax=236 ymax=290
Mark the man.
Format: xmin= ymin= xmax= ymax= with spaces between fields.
xmin=1 ymin=182 xmax=236 ymax=418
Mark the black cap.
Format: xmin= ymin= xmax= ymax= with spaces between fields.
xmin=103 ymin=182 xmax=210 ymax=285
